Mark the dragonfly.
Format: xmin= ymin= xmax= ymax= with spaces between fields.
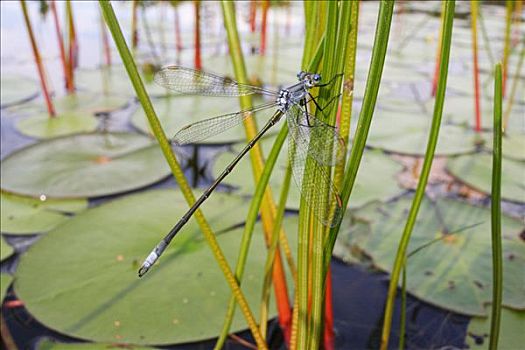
xmin=138 ymin=66 xmax=346 ymax=277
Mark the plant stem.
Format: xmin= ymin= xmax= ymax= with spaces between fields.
xmin=99 ymin=3 xmax=266 ymax=349
xmin=398 ymin=263 xmax=407 ymax=350
xmin=174 ymin=6 xmax=182 ymax=64
xmin=50 ymin=1 xmax=72 ymax=92
xmin=100 ymin=7 xmax=112 ymax=66
xmin=131 ymin=0 xmax=138 ymax=52
xmin=20 ymin=0 xmax=56 ymax=117
xmin=260 ymin=0 xmax=269 ymax=55
xmin=471 ymin=0 xmax=482 ymax=132
xmin=502 ymin=0 xmax=513 ymax=97
xmin=194 ymin=0 xmax=201 ymax=70
xmin=489 ymin=62 xmax=503 ymax=350
xmin=503 ymin=39 xmax=525 ymax=131
xmin=431 ymin=1 xmax=445 ymax=97
xmin=66 ymin=0 xmax=77 ymax=93
xmin=379 ymin=2 xmax=455 ymax=349
xmin=249 ymin=0 xmax=256 ymax=33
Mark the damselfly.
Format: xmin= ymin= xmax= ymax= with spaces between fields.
xmin=138 ymin=66 xmax=345 ymax=277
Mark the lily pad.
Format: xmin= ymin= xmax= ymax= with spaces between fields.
xmin=1 ymin=75 xmax=39 ymax=108
xmin=131 ymin=95 xmax=268 ymax=144
xmin=335 ymin=196 xmax=525 ymax=316
xmin=15 ymin=189 xmax=296 ymax=345
xmin=465 ymin=308 xmax=525 ymax=349
xmin=1 ymin=274 xmax=13 ymax=302
xmin=16 ymin=113 xmax=99 ymax=139
xmin=1 ymin=192 xmax=87 ymax=235
xmin=365 ymin=113 xmax=479 ymax=156
xmin=38 ymin=340 xmax=155 ymax=350
xmin=1 ymin=133 xmax=171 ymax=198
xmin=447 ymin=154 xmax=525 ymax=203
xmin=213 ymin=139 xmax=404 ymax=210
xmin=1 ymin=236 xmax=14 ymax=261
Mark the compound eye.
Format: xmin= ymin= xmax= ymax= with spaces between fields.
xmin=313 ymin=74 xmax=321 ymax=82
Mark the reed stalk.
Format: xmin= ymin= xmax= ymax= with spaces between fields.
xmin=502 ymin=0 xmax=513 ymax=97
xmin=65 ymin=0 xmax=77 ymax=93
xmin=194 ymin=0 xmax=202 ymax=70
xmin=431 ymin=1 xmax=445 ymax=97
xmin=471 ymin=0 xmax=482 ymax=132
xmin=20 ymin=0 xmax=56 ymax=117
xmin=260 ymin=0 xmax=269 ymax=55
xmin=99 ymin=3 xmax=266 ymax=348
xmin=131 ymin=0 xmax=138 ymax=52
xmin=50 ymin=1 xmax=72 ymax=92
xmin=379 ymin=2 xmax=455 ymax=349
xmin=489 ymin=63 xmax=503 ymax=350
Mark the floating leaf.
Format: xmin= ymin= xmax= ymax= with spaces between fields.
xmin=15 ymin=189 xmax=295 ymax=345
xmin=1 ymin=236 xmax=14 ymax=261
xmin=486 ymin=133 xmax=525 ymax=161
xmin=15 ymin=112 xmax=99 ymax=139
xmin=1 ymin=192 xmax=87 ymax=235
xmin=1 ymin=75 xmax=39 ymax=108
xmin=465 ymin=308 xmax=525 ymax=350
xmin=37 ymin=339 xmax=156 ymax=350
xmin=447 ymin=154 xmax=525 ymax=203
xmin=1 ymin=133 xmax=171 ymax=198
xmin=335 ymin=196 xmax=525 ymax=316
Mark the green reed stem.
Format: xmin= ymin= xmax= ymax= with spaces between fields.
xmin=324 ymin=0 xmax=395 ymax=274
xmin=489 ymin=63 xmax=503 ymax=350
xmin=214 ymin=125 xmax=288 ymax=350
xmin=260 ymin=161 xmax=293 ymax=339
xmin=99 ymin=3 xmax=266 ymax=349
xmin=379 ymin=2 xmax=455 ymax=349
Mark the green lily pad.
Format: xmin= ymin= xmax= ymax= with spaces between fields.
xmin=1 ymin=192 xmax=87 ymax=235
xmin=213 ymin=138 xmax=404 ymax=210
xmin=1 ymin=274 xmax=13 ymax=302
xmin=1 ymin=75 xmax=39 ymax=108
xmin=131 ymin=95 xmax=268 ymax=144
xmin=335 ymin=196 xmax=524 ymax=316
xmin=16 ymin=113 xmax=99 ymax=139
xmin=15 ymin=189 xmax=296 ymax=345
xmin=438 ymin=96 xmax=525 ymax=134
xmin=1 ymin=133 xmax=171 ymax=198
xmin=465 ymin=308 xmax=525 ymax=349
xmin=1 ymin=236 xmax=14 ymax=261
xmin=365 ymin=113 xmax=479 ymax=156
xmin=447 ymin=154 xmax=525 ymax=203
xmin=38 ymin=339 xmax=155 ymax=350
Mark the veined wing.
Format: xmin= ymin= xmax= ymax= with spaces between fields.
xmin=155 ymin=66 xmax=278 ymax=97
xmin=287 ymin=105 xmax=344 ymax=227
xmin=286 ymin=104 xmax=346 ymax=166
xmin=172 ymin=102 xmax=277 ymax=145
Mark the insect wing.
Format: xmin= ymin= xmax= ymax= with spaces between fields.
xmin=155 ymin=66 xmax=276 ymax=97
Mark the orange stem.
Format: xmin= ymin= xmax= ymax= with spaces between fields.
xmin=194 ymin=0 xmax=202 ymax=70
xmin=50 ymin=1 xmax=72 ymax=92
xmin=174 ymin=7 xmax=182 ymax=56
xmin=272 ymin=251 xmax=292 ymax=344
xmin=249 ymin=0 xmax=256 ymax=33
xmin=324 ymin=266 xmax=335 ymax=350
xmin=66 ymin=0 xmax=77 ymax=93
xmin=260 ymin=0 xmax=269 ymax=55
xmin=20 ymin=0 xmax=55 ymax=117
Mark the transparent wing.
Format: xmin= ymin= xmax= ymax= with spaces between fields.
xmin=172 ymin=102 xmax=277 ymax=145
xmin=286 ymin=104 xmax=346 ymax=166
xmin=155 ymin=66 xmax=278 ymax=97
xmin=287 ymin=105 xmax=344 ymax=227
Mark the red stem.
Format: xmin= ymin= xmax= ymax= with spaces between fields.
xmin=50 ymin=1 xmax=72 ymax=92
xmin=66 ymin=0 xmax=77 ymax=93
xmin=431 ymin=51 xmax=440 ymax=97
xmin=101 ymin=14 xmax=111 ymax=66
xmin=249 ymin=0 xmax=256 ymax=33
xmin=20 ymin=0 xmax=55 ymax=117
xmin=132 ymin=0 xmax=139 ymax=50
xmin=272 ymin=250 xmax=292 ymax=345
xmin=324 ymin=266 xmax=335 ymax=350
xmin=194 ymin=0 xmax=202 ymax=70
xmin=260 ymin=0 xmax=269 ymax=56
xmin=174 ymin=7 xmax=182 ymax=55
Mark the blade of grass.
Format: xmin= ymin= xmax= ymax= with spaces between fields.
xmin=323 ymin=0 xmax=395 ymax=275
xmin=99 ymin=3 xmax=266 ymax=348
xmin=503 ymin=39 xmax=524 ymax=131
xmin=489 ymin=62 xmax=503 ymax=350
xmin=471 ymin=0 xmax=482 ymax=132
xmin=379 ymin=2 xmax=455 ymax=349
